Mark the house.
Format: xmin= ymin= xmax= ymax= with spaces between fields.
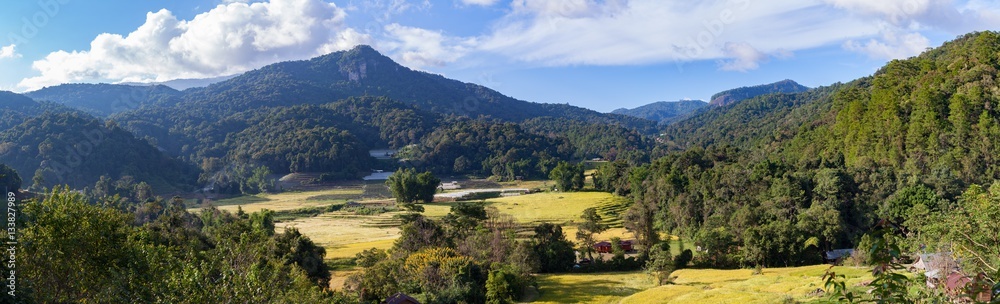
xmin=594 ymin=241 xmax=613 ymax=253
xmin=383 ymin=292 xmax=420 ymax=304
xmin=620 ymin=240 xmax=634 ymax=252
xmin=438 ymin=181 xmax=461 ymax=190
xmin=594 ymin=240 xmax=635 ymax=253
xmin=942 ymin=272 xmax=992 ymax=302
xmin=911 ymin=253 xmax=958 ymax=288
xmin=823 ymin=249 xmax=854 ymax=264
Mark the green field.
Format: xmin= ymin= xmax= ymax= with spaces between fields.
xmin=192 ymin=188 xmax=364 ymax=213
xmin=618 ymin=265 xmax=870 ymax=304
xmin=531 ymin=272 xmax=657 ymax=303
xmin=530 ymin=265 xmax=871 ymax=304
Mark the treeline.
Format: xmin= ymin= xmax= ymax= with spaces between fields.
xmin=522 ymin=117 xmax=659 ymax=164
xmin=1 ymin=186 xmax=343 ymax=303
xmin=413 ymin=119 xmax=572 ymax=180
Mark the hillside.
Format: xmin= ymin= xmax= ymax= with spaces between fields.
xmin=25 ymin=83 xmax=181 ymax=116
xmin=709 ymin=79 xmax=810 ymax=107
xmin=170 ymin=45 xmax=653 ymax=130
xmin=611 ymin=100 xmax=708 ymax=124
xmin=0 ymin=111 xmax=198 ymax=191
xmin=595 ymin=31 xmax=1000 ymax=270
xmin=0 ymin=91 xmax=46 ymax=131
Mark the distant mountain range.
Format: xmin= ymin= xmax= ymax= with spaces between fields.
xmin=24 ymin=84 xmax=181 ymax=116
xmin=709 ymin=79 xmax=810 ymax=107
xmin=120 ymin=74 xmax=238 ymax=90
xmin=611 ymin=100 xmax=708 ymax=124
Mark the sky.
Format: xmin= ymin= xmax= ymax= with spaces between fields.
xmin=0 ymin=0 xmax=998 ymax=112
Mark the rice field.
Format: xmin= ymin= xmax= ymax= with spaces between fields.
xmin=531 ymin=271 xmax=658 ymax=304
xmin=618 ymin=265 xmax=871 ymax=304
xmin=193 ymin=188 xmax=364 ymax=213
xmin=274 ymin=212 xmax=400 ymax=258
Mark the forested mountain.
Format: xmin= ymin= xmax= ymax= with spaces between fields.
xmin=25 ymin=83 xmax=181 ymax=116
xmin=162 ymin=45 xmax=653 ymax=130
xmin=0 ymin=111 xmax=198 ymax=192
xmin=0 ymin=91 xmax=48 ymax=131
xmin=595 ymin=31 xmax=1000 ymax=269
xmin=709 ymin=79 xmax=810 ymax=107
xmin=662 ymin=85 xmax=841 ymax=150
xmin=611 ymin=100 xmax=708 ymax=124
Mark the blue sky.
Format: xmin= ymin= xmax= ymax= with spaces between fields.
xmin=1 ymin=0 xmax=998 ymax=112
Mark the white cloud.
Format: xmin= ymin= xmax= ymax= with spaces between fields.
xmin=460 ymin=0 xmax=501 ymax=6
xmin=381 ymin=23 xmax=477 ymax=68
xmin=718 ymin=42 xmax=767 ymax=72
xmin=478 ymin=0 xmax=874 ymax=68
xmin=844 ymin=29 xmax=930 ymax=59
xmin=0 ymin=44 xmax=20 ymax=59
xmin=18 ymin=0 xmax=367 ymax=91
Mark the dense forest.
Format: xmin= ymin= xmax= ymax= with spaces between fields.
xmin=594 ymin=32 xmax=1000 ymax=274
xmin=0 ymin=111 xmax=198 ymax=192
xmin=25 ymin=83 xmax=181 ymax=116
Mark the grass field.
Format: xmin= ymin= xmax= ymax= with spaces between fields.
xmin=438 ymin=191 xmax=628 ymax=226
xmin=618 ymin=265 xmax=871 ymax=304
xmin=194 ymin=188 xmax=364 ymax=213
xmin=274 ymin=212 xmax=400 ymax=258
xmin=531 ymin=271 xmax=657 ymax=303
xmin=201 ymin=186 xmax=633 ymax=260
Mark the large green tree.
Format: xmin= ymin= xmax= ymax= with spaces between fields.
xmin=386 ymin=168 xmax=440 ymax=206
xmin=576 ymin=207 xmax=607 ymax=261
xmin=549 ymin=161 xmax=584 ymax=192
xmin=0 ymin=164 xmax=20 ymax=192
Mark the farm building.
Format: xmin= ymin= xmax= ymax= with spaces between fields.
xmin=438 ymin=181 xmax=461 ymax=190
xmin=823 ymin=249 xmax=854 ymax=264
xmin=594 ymin=240 xmax=635 ymax=253
xmin=383 ymin=292 xmax=420 ymax=304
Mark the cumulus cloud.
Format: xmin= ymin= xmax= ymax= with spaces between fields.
xmin=18 ymin=0 xmax=368 ymax=91
xmin=0 ymin=44 xmax=20 ymax=59
xmin=718 ymin=42 xmax=767 ymax=72
xmin=381 ymin=23 xmax=477 ymax=68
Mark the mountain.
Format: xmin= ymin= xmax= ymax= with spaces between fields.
xmin=611 ymin=100 xmax=708 ymax=124
xmin=665 ymin=31 xmax=1000 ymax=189
xmin=0 ymin=91 xmax=76 ymax=132
xmin=709 ymin=79 xmax=810 ymax=107
xmin=25 ymin=84 xmax=181 ymax=116
xmin=169 ymin=45 xmax=653 ymax=130
xmin=120 ymin=74 xmax=238 ymax=90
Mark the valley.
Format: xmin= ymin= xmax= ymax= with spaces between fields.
xmin=1 ymin=23 xmax=998 ymax=303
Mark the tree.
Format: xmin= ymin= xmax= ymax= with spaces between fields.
xmin=531 ymin=223 xmax=576 ymax=273
xmin=386 ymin=168 xmax=440 ymax=206
xmin=274 ymin=227 xmax=331 ymax=287
xmin=0 ymin=164 xmax=20 ymax=193
xmin=549 ymin=161 xmax=584 ymax=192
xmin=576 ymin=207 xmax=607 ymax=261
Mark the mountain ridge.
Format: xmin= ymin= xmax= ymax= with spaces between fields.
xmin=709 ymin=79 xmax=810 ymax=107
